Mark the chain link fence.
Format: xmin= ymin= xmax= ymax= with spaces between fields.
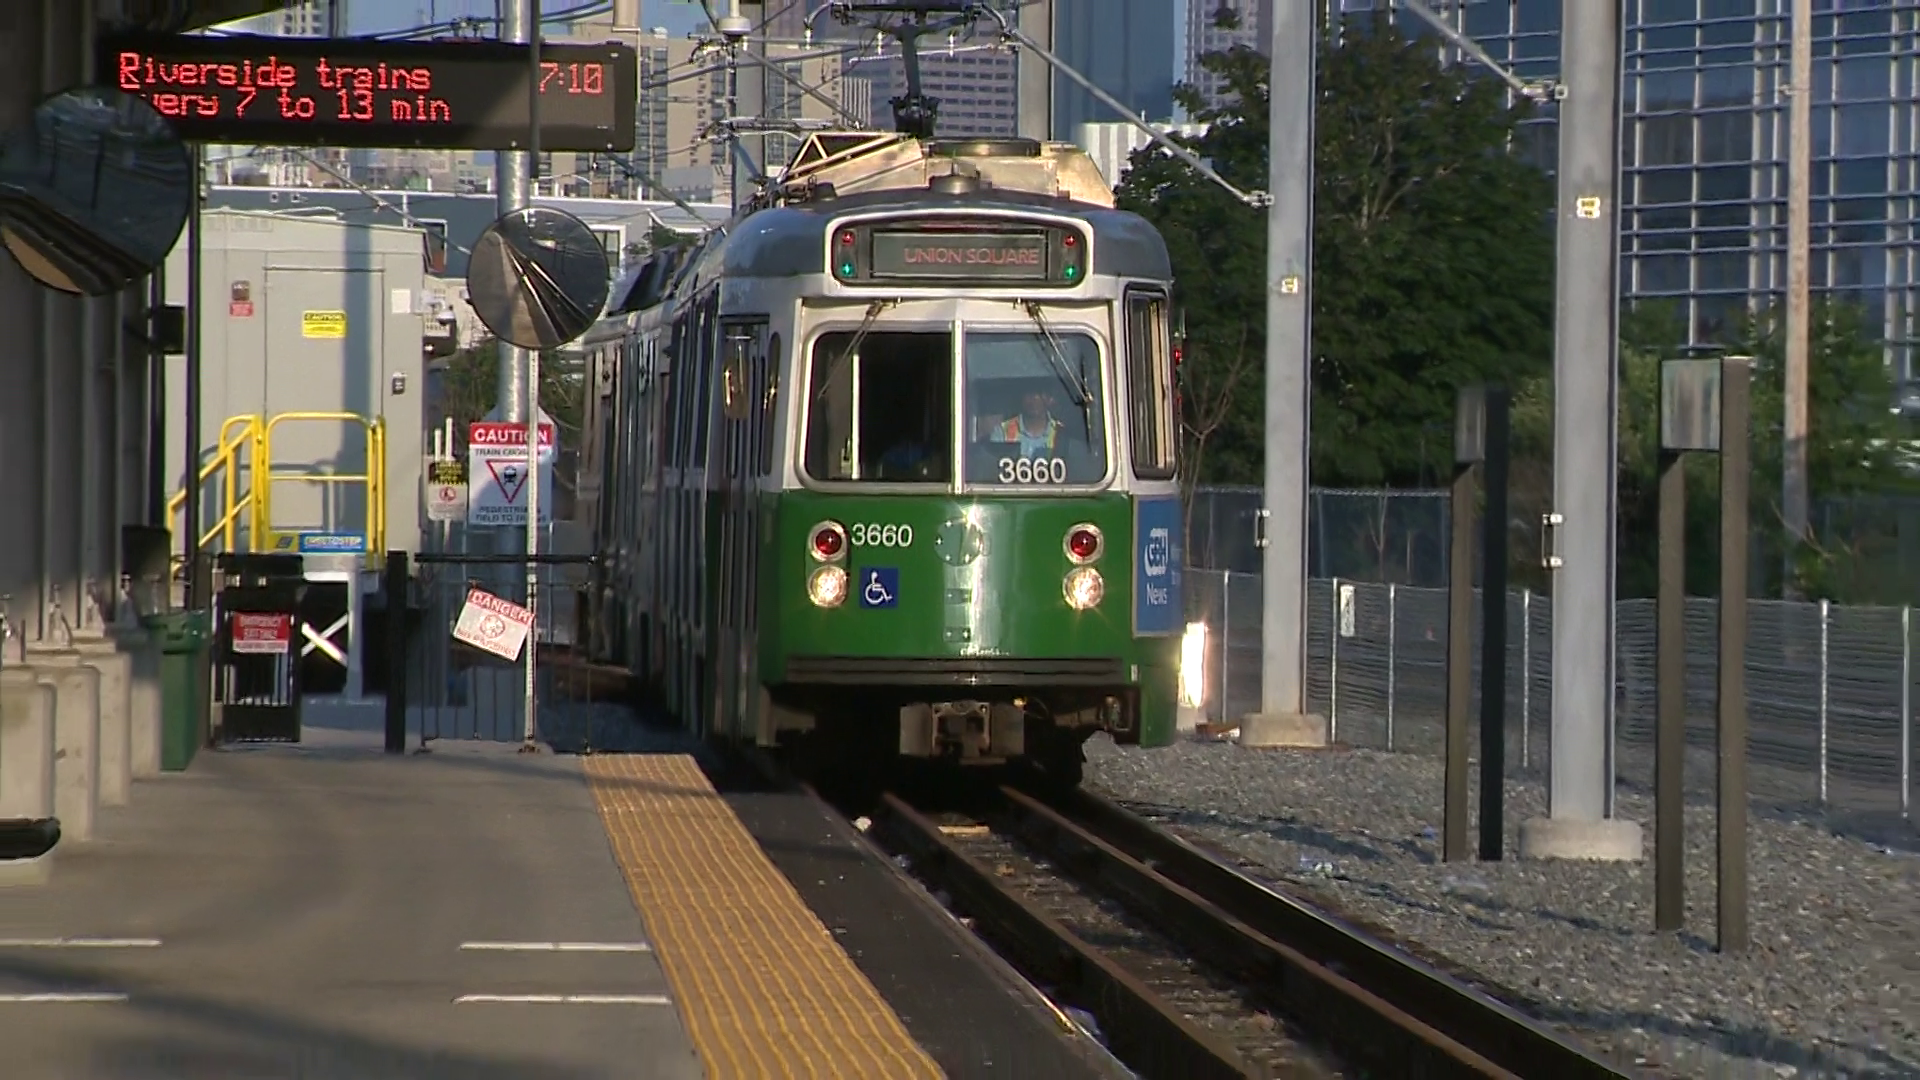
xmin=1187 ymin=571 xmax=1918 ymax=820
xmin=1186 ymin=486 xmax=1453 ymax=586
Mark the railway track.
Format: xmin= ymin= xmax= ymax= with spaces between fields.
xmin=869 ymin=779 xmax=1643 ymax=1080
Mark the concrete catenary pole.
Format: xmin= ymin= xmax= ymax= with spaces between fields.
xmin=1517 ymin=0 xmax=1642 ymax=862
xmin=1783 ymin=0 xmax=1812 ymax=594
xmin=1238 ymin=0 xmax=1326 ymax=749
xmin=493 ymin=0 xmax=529 ymax=433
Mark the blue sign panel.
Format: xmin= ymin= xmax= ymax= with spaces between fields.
xmin=1133 ymin=497 xmax=1183 ymax=636
xmin=857 ymin=567 xmax=899 ymax=609
xmin=297 ymin=532 xmax=368 ymax=554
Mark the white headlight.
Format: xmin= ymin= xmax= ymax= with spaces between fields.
xmin=1063 ymin=566 xmax=1104 ymax=610
xmin=1178 ymin=621 xmax=1207 ymax=708
xmin=808 ymin=565 xmax=848 ymax=608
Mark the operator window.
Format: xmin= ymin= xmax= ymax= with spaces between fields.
xmin=804 ymin=330 xmax=953 ymax=483
xmin=962 ymin=330 xmax=1108 ymax=487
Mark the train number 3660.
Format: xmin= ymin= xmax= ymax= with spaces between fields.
xmin=849 ymin=523 xmax=915 ymax=547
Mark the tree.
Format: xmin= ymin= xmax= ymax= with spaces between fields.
xmin=1511 ymin=298 xmax=1916 ymax=600
xmin=1116 ymin=11 xmax=1557 ymax=489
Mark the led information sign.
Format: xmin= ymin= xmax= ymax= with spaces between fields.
xmin=869 ymin=231 xmax=1052 ymax=280
xmin=99 ymin=34 xmax=636 ymax=153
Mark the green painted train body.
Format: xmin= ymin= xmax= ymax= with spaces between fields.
xmin=577 ymin=134 xmax=1187 ymax=784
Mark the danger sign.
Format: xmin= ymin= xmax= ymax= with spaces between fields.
xmin=230 ymin=613 xmax=292 ymax=655
xmin=451 ymin=587 xmax=535 ymax=662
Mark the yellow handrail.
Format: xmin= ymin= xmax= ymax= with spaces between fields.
xmin=167 ymin=411 xmax=388 ymax=564
xmin=166 ymin=415 xmax=259 ymax=553
xmin=253 ymin=411 xmax=387 ymax=560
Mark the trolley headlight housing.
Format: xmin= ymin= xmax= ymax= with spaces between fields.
xmin=1063 ymin=566 xmax=1104 ymax=610
xmin=808 ymin=565 xmax=848 ymax=608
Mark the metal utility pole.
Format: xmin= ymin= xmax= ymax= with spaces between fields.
xmin=1016 ymin=0 xmax=1053 ymax=141
xmin=520 ymin=0 xmax=543 ymax=752
xmin=493 ymin=0 xmax=530 ymax=432
xmin=1240 ymin=0 xmax=1323 ymax=747
xmin=1783 ymin=0 xmax=1812 ymax=594
xmin=1520 ymin=0 xmax=1640 ymax=860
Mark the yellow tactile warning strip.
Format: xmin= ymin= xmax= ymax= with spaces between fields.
xmin=584 ymin=753 xmax=946 ymax=1080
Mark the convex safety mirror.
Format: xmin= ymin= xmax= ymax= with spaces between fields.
xmin=467 ymin=206 xmax=611 ymax=350
xmin=0 ymin=86 xmax=192 ymax=296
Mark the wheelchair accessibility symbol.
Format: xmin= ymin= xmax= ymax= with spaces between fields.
xmin=858 ymin=567 xmax=899 ymax=609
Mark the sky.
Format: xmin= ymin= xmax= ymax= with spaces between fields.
xmin=349 ymin=1 xmax=1186 ymax=75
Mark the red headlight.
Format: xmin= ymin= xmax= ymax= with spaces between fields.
xmin=1065 ymin=524 xmax=1102 ymax=564
xmin=810 ymin=522 xmax=846 ymax=560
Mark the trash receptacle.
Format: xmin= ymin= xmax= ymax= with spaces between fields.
xmin=143 ymin=610 xmax=211 ymax=771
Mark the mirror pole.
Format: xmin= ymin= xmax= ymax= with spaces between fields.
xmin=182 ymin=146 xmax=202 ymax=609
xmin=521 ymin=0 xmax=543 ymax=753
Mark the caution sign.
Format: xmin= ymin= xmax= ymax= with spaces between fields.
xmin=230 ymin=613 xmax=292 ymax=655
xmin=425 ymin=459 xmax=469 ymax=524
xmin=302 ymin=310 xmax=347 ymax=338
xmin=467 ymin=420 xmax=556 ymax=528
xmin=451 ymin=587 xmax=535 ymax=662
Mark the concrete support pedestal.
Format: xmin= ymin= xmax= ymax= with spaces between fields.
xmin=73 ymin=634 xmax=133 ymax=806
xmin=27 ymin=649 xmax=101 ymax=844
xmin=0 ymin=668 xmax=58 ymax=886
xmin=1518 ymin=815 xmax=1644 ymax=862
xmin=1237 ymin=711 xmax=1330 ymax=748
xmin=111 ymin=624 xmax=162 ymax=778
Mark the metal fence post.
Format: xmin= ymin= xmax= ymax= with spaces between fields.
xmin=1903 ymin=604 xmax=1912 ymax=819
xmin=1386 ymin=582 xmax=1397 ymax=751
xmin=1329 ymin=577 xmax=1341 ymax=743
xmin=1218 ymin=571 xmax=1232 ymax=726
xmin=1520 ymin=588 xmax=1532 ymax=770
xmin=1818 ymin=598 xmax=1830 ymax=805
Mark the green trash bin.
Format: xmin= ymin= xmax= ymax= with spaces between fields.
xmin=142 ymin=610 xmax=212 ymax=772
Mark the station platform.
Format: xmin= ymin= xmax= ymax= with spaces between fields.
xmin=0 ymin=715 xmax=706 ymax=1080
xmin=0 ymin=696 xmax=1121 ymax=1080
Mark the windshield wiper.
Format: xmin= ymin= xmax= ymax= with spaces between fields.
xmin=813 ymin=299 xmax=894 ymax=405
xmin=1022 ymin=301 xmax=1094 ymax=441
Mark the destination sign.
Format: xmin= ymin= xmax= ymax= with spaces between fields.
xmin=98 ymin=34 xmax=636 ymax=153
xmin=870 ymin=232 xmax=1051 ymax=280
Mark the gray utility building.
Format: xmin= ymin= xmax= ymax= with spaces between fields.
xmin=164 ymin=210 xmax=429 ymax=563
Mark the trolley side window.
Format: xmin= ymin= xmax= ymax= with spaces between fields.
xmin=803 ymin=330 xmax=954 ymax=483
xmin=1125 ymin=289 xmax=1177 ymax=480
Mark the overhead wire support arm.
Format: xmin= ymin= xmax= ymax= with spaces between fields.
xmin=1394 ymin=0 xmax=1561 ymax=103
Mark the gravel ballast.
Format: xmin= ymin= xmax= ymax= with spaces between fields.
xmin=1083 ymin=736 xmax=1920 ymax=1079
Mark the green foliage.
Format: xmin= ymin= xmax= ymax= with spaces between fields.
xmin=433 ymin=343 xmax=586 ymax=448
xmin=1512 ymin=298 xmax=1916 ymax=600
xmin=1116 ymin=12 xmax=1556 ymax=488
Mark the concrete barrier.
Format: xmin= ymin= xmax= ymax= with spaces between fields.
xmin=29 ymin=651 xmax=101 ymax=844
xmin=113 ymin=625 xmax=162 ymax=778
xmin=0 ymin=668 xmax=57 ymax=886
xmin=73 ymin=635 xmax=132 ymax=807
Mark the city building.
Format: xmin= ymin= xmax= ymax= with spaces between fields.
xmin=1053 ymin=0 xmax=1179 ymax=134
xmin=1407 ymin=0 xmax=1920 ymax=380
xmin=1185 ymin=0 xmax=1273 ymax=107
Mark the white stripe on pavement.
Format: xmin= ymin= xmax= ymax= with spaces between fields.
xmin=0 ymin=993 xmax=129 ymax=1003
xmin=0 ymin=938 xmax=161 ymax=949
xmin=458 ymin=941 xmax=651 ymax=953
xmin=453 ymin=994 xmax=673 ymax=1005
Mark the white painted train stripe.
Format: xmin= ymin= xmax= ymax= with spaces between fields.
xmin=0 ymin=938 xmax=162 ymax=949
xmin=458 ymin=941 xmax=652 ymax=953
xmin=453 ymin=994 xmax=674 ymax=1005
xmin=0 ymin=993 xmax=129 ymax=1003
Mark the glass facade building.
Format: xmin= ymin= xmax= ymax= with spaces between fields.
xmin=1334 ymin=0 xmax=1920 ymax=382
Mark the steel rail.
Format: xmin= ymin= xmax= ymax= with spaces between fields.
xmin=1026 ymin=786 xmax=1641 ymax=1080
xmin=872 ymin=792 xmax=1256 ymax=1080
